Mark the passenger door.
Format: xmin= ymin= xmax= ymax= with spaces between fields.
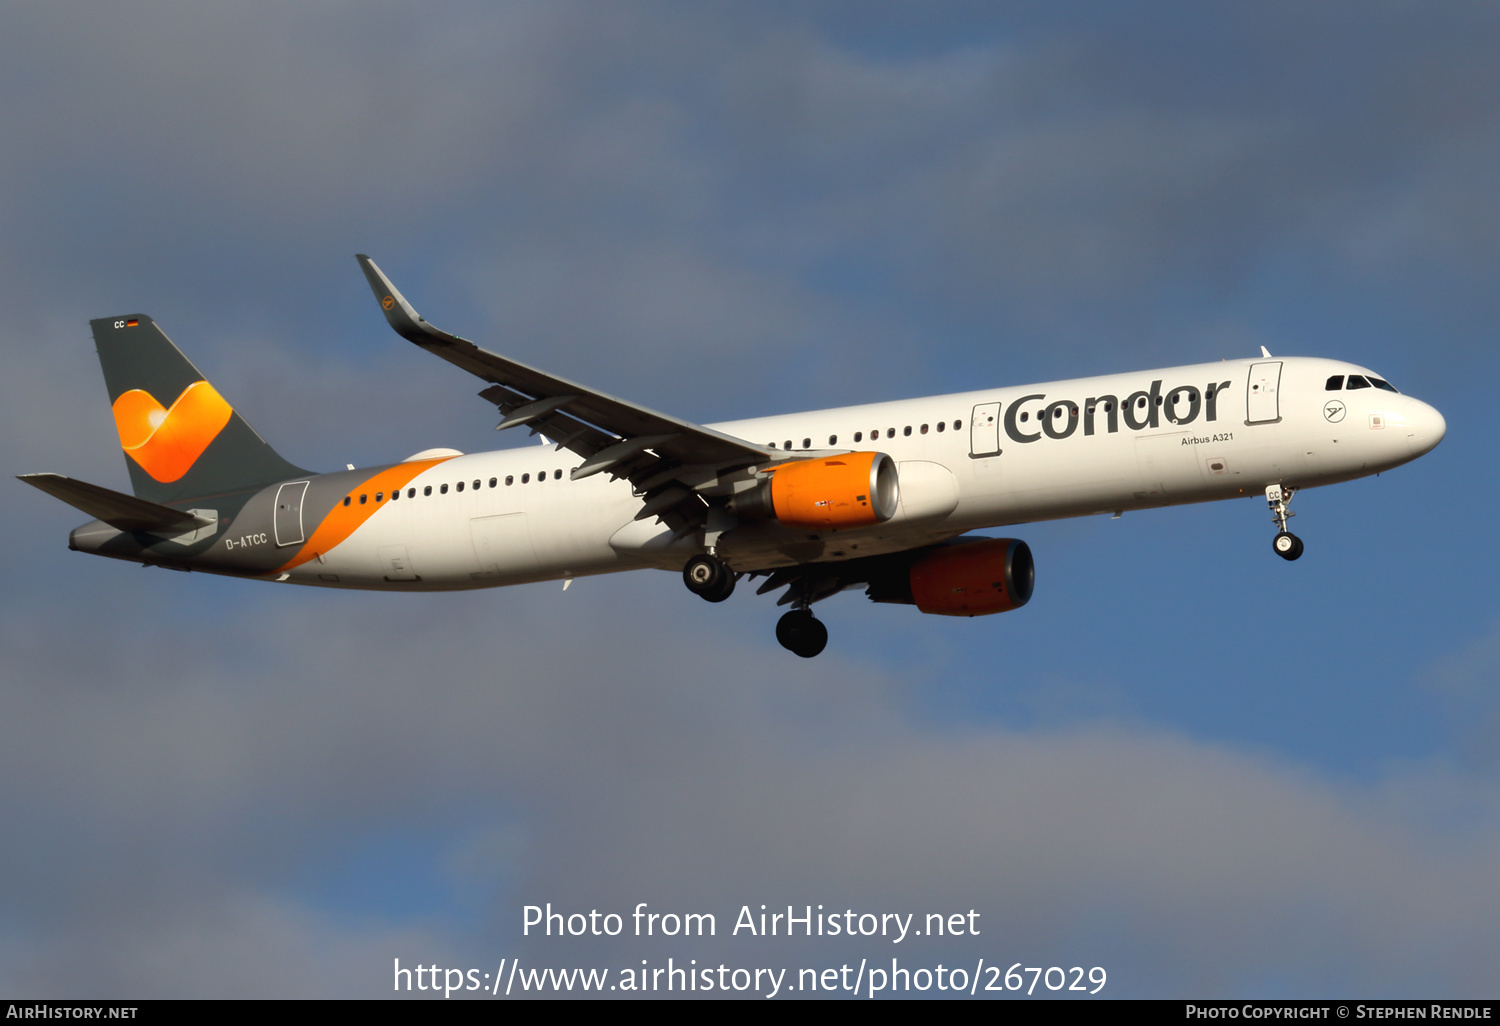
xmin=969 ymin=402 xmax=1002 ymax=458
xmin=1246 ymin=362 xmax=1282 ymax=424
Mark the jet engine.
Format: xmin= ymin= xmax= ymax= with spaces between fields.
xmin=728 ymin=452 xmax=899 ymax=529
xmin=867 ymin=537 xmax=1034 ymax=616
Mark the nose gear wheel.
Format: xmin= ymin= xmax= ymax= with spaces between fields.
xmin=1273 ymin=531 xmax=1303 ymax=560
xmin=1266 ymin=484 xmax=1303 ymax=561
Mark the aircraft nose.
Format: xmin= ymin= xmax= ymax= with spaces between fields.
xmin=1407 ymin=399 xmax=1446 ymax=457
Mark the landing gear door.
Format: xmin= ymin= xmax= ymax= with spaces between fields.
xmin=1246 ymin=362 xmax=1282 ymax=424
xmin=970 ymin=402 xmax=1002 ymax=458
xmin=273 ymin=480 xmax=310 ymax=547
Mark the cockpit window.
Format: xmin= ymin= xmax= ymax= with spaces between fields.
xmin=1325 ymin=375 xmax=1344 ymax=390
xmin=1369 ymin=377 xmax=1398 ymax=393
xmin=1346 ymin=375 xmax=1371 ymax=390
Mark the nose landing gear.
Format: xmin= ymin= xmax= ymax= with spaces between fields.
xmin=683 ymin=553 xmax=736 ymax=602
xmin=775 ymin=608 xmax=828 ymax=658
xmin=1266 ymin=484 xmax=1303 ymax=561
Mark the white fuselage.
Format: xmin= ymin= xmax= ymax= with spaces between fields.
xmin=285 ymin=355 xmax=1444 ymax=590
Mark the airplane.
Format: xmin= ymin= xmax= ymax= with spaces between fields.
xmin=20 ymin=256 xmax=1447 ymax=657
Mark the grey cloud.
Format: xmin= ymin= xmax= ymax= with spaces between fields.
xmin=3 ymin=2 xmax=1496 ymax=402
xmin=3 ymin=578 xmax=1499 ymax=995
xmin=1423 ymin=617 xmax=1500 ymax=772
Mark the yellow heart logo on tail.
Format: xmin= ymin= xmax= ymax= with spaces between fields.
xmin=111 ymin=381 xmax=234 ymax=482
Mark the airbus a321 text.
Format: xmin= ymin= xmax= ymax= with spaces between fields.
xmin=21 ymin=256 xmax=1446 ymax=656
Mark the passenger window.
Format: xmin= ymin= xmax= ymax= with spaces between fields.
xmin=953 ymin=420 xmax=962 ymax=430
xmin=376 ymin=492 xmax=384 ymax=502
xmin=506 ymin=475 xmax=513 ymax=486
xmin=407 ymin=488 xmax=415 ymax=498
xmin=473 ymin=480 xmax=480 ymax=490
xmin=920 ymin=424 xmax=928 ymax=434
xmin=886 ymin=428 xmax=895 ymax=439
xmin=423 ymin=486 xmax=432 ymax=496
xmin=440 ymin=484 xmax=448 ymax=494
xmin=828 ymin=434 xmax=837 ymax=446
xmin=522 ymin=474 xmax=530 ymax=484
xmin=784 ymin=440 xmax=792 ymax=450
xmin=1346 ymin=375 xmax=1371 ymax=390
xmin=936 ymin=421 xmax=945 ymax=432
xmin=359 ymin=494 xmax=367 ymax=504
xmin=489 ymin=477 xmax=497 ymax=488
xmin=1370 ymin=377 xmax=1398 ymax=393
xmin=1325 ymin=375 xmax=1345 ymax=390
xmin=554 ymin=469 xmax=562 ymax=480
xmin=802 ymin=438 xmax=810 ymax=449
xmin=342 ymin=496 xmax=350 ymax=506
xmin=903 ymin=426 xmax=911 ymax=436
xmin=854 ymin=431 xmax=862 ymax=442
xmin=456 ymin=481 xmax=464 ymax=492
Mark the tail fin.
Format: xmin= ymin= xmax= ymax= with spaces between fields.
xmin=91 ymin=315 xmax=307 ymax=505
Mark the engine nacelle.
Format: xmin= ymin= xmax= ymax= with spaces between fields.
xmin=868 ymin=538 xmax=1034 ymax=617
xmin=729 ymin=452 xmax=899 ymax=529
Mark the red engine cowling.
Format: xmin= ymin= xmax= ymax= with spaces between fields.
xmin=908 ymin=538 xmax=1034 ymax=616
xmin=730 ymin=452 xmax=899 ymax=529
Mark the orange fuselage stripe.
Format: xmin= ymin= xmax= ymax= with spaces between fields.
xmin=274 ymin=457 xmax=455 ymax=573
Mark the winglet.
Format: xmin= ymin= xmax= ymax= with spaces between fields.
xmin=1260 ymin=345 xmax=1273 ymax=358
xmin=355 ymin=254 xmax=462 ymax=348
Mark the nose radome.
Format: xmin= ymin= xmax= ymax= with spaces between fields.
xmin=1407 ymin=400 xmax=1446 ymax=457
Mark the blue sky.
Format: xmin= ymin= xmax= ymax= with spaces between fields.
xmin=2 ymin=1 xmax=1498 ymax=998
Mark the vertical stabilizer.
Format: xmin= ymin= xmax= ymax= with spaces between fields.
xmin=90 ymin=315 xmax=307 ymax=505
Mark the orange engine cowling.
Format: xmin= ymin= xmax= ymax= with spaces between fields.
xmin=908 ymin=538 xmax=1034 ymax=616
xmin=732 ymin=452 xmax=899 ymax=529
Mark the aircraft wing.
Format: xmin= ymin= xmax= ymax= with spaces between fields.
xmin=356 ymin=255 xmax=787 ymax=535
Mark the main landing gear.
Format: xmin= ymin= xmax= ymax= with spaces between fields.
xmin=1266 ymin=483 xmax=1304 ymax=561
xmin=682 ymin=553 xmax=829 ymax=657
xmin=683 ymin=553 xmax=736 ymax=602
xmin=776 ymin=608 xmax=828 ymax=659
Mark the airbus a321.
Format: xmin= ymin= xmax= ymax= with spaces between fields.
xmin=21 ymin=256 xmax=1446 ymax=656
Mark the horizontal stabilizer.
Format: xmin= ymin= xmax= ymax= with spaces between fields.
xmin=18 ymin=473 xmax=203 ymax=533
